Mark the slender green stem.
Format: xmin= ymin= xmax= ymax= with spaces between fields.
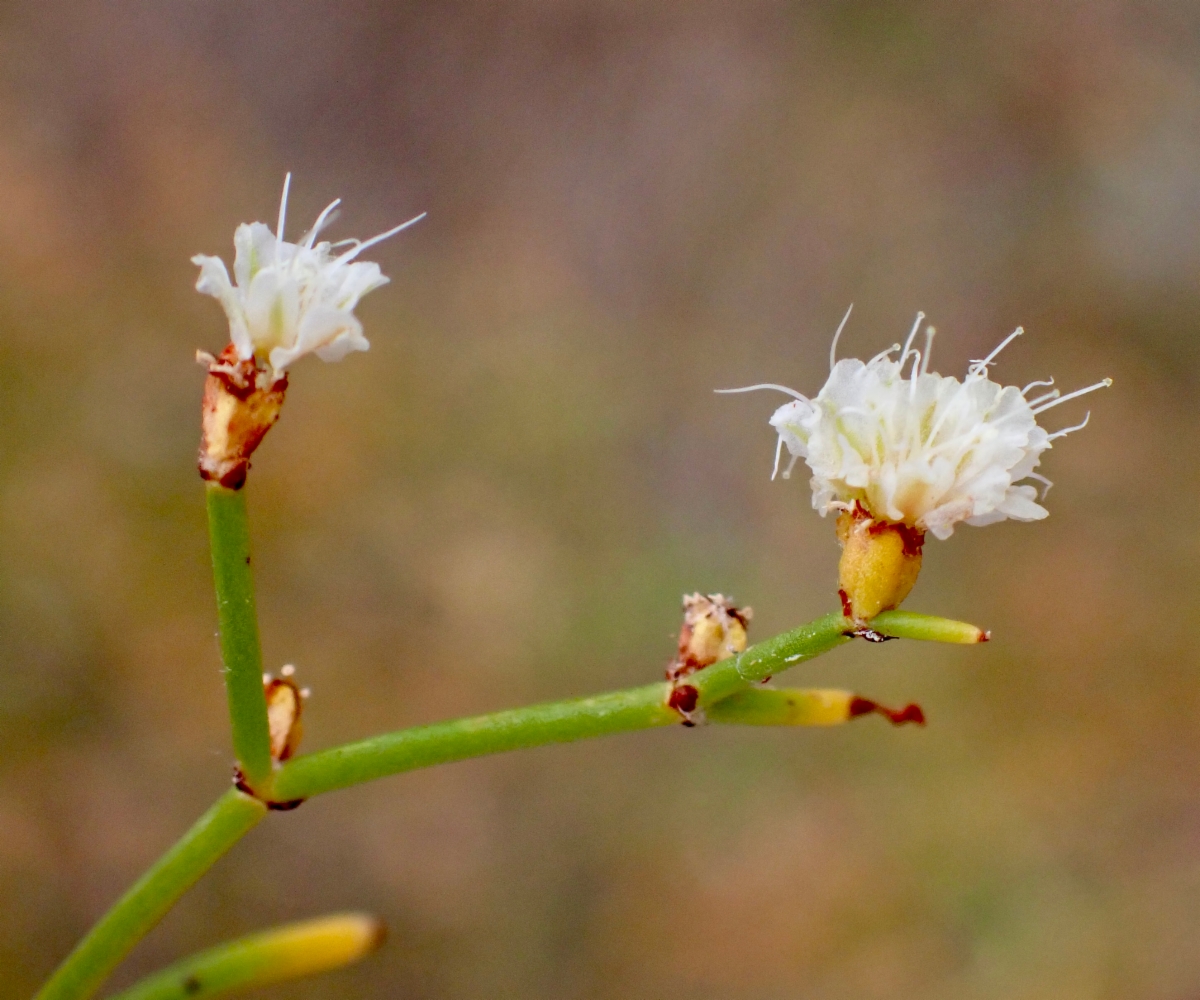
xmin=206 ymin=484 xmax=273 ymax=790
xmin=107 ymin=913 xmax=384 ymax=1000
xmin=691 ymin=612 xmax=851 ymax=704
xmin=273 ymin=609 xmax=986 ymax=802
xmin=273 ymin=683 xmax=678 ymax=800
xmin=34 ymin=790 xmax=266 ymax=1000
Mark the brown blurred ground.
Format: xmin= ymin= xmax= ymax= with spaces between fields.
xmin=0 ymin=2 xmax=1196 ymax=998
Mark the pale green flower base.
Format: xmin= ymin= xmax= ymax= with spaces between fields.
xmin=33 ymin=483 xmax=986 ymax=1000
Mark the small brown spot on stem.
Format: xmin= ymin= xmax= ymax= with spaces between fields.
xmin=183 ymin=975 xmax=201 ymax=995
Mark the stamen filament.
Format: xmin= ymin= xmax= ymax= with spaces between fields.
xmin=303 ymin=199 xmax=343 ymax=250
xmin=1027 ymin=389 xmax=1061 ymax=409
xmin=276 ymin=173 xmax=292 ymax=248
xmin=829 ymin=303 xmax=854 ymax=372
xmin=1047 ymin=411 xmax=1091 ymax=440
xmin=900 ymin=312 xmax=925 ymax=372
xmin=868 ymin=343 xmax=901 ymax=365
xmin=969 ymin=326 xmax=1023 ymax=376
xmin=1031 ymin=378 xmax=1112 ymax=414
xmin=335 ymin=213 xmax=428 ymax=264
xmin=715 ymin=384 xmax=808 ymax=401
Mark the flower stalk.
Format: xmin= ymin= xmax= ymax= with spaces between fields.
xmin=206 ymin=484 xmax=273 ymax=791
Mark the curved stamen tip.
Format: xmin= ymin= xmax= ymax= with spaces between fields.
xmin=715 ymin=383 xmax=808 ymax=401
xmin=829 ymin=303 xmax=854 ymax=372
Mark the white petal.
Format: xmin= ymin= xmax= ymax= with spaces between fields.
xmin=192 ymin=254 xmax=252 ymax=358
xmin=233 ymin=223 xmax=280 ymax=288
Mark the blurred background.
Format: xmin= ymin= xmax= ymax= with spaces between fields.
xmin=0 ymin=2 xmax=1194 ymax=997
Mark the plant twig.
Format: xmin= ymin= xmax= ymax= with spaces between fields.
xmin=206 ymin=484 xmax=273 ymax=790
xmin=272 ymin=609 xmax=984 ymax=802
xmin=106 ymin=913 xmax=384 ymax=1000
xmin=34 ymin=790 xmax=266 ymax=1000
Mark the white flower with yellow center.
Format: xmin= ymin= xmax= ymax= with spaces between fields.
xmin=721 ymin=309 xmax=1111 ymax=622
xmin=192 ymin=174 xmax=424 ymax=375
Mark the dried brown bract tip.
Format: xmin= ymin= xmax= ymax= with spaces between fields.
xmin=848 ymin=695 xmax=926 ymax=726
xmin=198 ymin=344 xmax=288 ymax=490
xmin=264 ymin=667 xmax=305 ymax=764
xmin=667 ymin=593 xmax=753 ymax=682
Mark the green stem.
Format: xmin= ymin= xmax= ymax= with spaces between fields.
xmin=34 ymin=790 xmax=266 ymax=1000
xmin=273 ymin=608 xmax=985 ymax=802
xmin=206 ymin=484 xmax=273 ymax=790
xmin=106 ymin=913 xmax=384 ymax=1000
xmin=691 ymin=612 xmax=850 ymax=704
xmin=273 ymin=683 xmax=678 ymax=801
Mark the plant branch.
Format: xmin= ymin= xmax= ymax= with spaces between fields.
xmin=34 ymin=790 xmax=266 ymax=1000
xmin=105 ymin=913 xmax=384 ymax=1000
xmin=272 ymin=609 xmax=984 ymax=802
xmin=206 ymin=484 xmax=273 ymax=790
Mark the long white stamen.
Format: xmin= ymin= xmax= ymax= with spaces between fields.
xmin=1022 ymin=378 xmax=1054 ymax=395
xmin=829 ymin=303 xmax=854 ymax=372
xmin=771 ymin=435 xmax=784 ymax=480
xmin=304 ymin=199 xmax=343 ymax=250
xmin=277 ymin=173 xmax=292 ymax=242
xmin=1047 ymin=411 xmax=1091 ymax=440
xmin=715 ymin=384 xmax=808 ymax=401
xmin=921 ymin=326 xmax=936 ymax=375
xmin=781 ymin=454 xmax=799 ymax=480
xmin=969 ymin=326 xmax=1023 ymax=376
xmin=336 ymin=213 xmax=427 ymax=264
xmin=1031 ymin=378 xmax=1112 ymax=414
xmin=900 ymin=312 xmax=925 ymax=372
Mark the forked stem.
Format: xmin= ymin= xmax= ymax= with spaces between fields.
xmin=34 ymin=608 xmax=985 ymax=1000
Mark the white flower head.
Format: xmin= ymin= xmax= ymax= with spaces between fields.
xmin=193 ymin=174 xmax=425 ymax=375
xmin=721 ymin=307 xmax=1111 ymax=540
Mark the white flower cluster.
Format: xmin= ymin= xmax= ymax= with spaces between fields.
xmin=193 ymin=175 xmax=424 ymax=375
xmin=723 ymin=310 xmax=1111 ymax=539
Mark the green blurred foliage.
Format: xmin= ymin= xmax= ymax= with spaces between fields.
xmin=0 ymin=2 xmax=1196 ymax=998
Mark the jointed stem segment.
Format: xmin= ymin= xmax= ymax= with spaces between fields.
xmin=206 ymin=484 xmax=273 ymax=791
xmin=33 ymin=791 xmax=266 ymax=1000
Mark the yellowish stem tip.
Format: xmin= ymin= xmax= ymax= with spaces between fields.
xmin=257 ymin=912 xmax=386 ymax=973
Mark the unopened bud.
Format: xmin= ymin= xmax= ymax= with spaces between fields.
xmin=667 ymin=593 xmax=752 ymax=681
xmin=198 ymin=344 xmax=288 ymax=490
xmin=836 ymin=506 xmax=924 ymax=624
